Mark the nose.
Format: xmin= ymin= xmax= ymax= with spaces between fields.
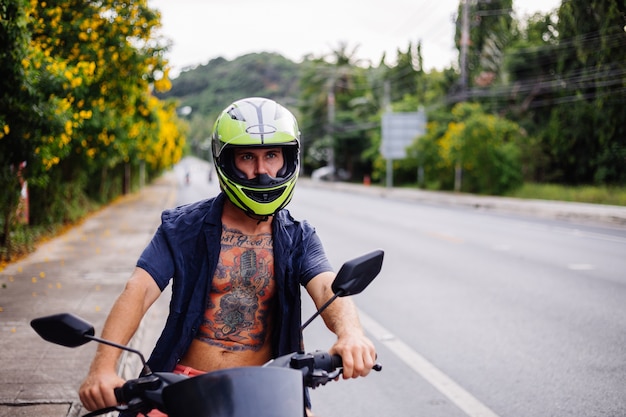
xmin=254 ymin=159 xmax=269 ymax=176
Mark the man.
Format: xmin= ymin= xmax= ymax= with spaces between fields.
xmin=79 ymin=97 xmax=377 ymax=414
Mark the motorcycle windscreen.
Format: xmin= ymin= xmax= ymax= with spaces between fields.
xmin=162 ymin=367 xmax=304 ymax=417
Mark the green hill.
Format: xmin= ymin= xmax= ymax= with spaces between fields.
xmin=158 ymin=52 xmax=301 ymax=121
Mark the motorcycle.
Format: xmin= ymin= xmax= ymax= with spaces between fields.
xmin=31 ymin=250 xmax=384 ymax=417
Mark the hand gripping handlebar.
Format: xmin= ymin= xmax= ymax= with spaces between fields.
xmin=290 ymin=351 xmax=382 ymax=389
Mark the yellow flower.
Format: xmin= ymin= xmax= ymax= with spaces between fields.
xmin=71 ymin=77 xmax=83 ymax=88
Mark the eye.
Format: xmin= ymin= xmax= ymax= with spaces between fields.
xmin=266 ymin=149 xmax=282 ymax=159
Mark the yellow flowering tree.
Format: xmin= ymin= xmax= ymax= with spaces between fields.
xmin=25 ymin=0 xmax=185 ymax=213
xmin=1 ymin=0 xmax=185 ymax=258
xmin=0 ymin=0 xmax=77 ymax=255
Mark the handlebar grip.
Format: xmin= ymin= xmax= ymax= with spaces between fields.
xmin=114 ymin=385 xmax=127 ymax=404
xmin=312 ymin=351 xmax=382 ymax=372
xmin=113 ymin=375 xmax=161 ymax=404
xmin=310 ymin=351 xmax=342 ymax=371
xmin=311 ymin=351 xmax=382 ymax=372
xmin=331 ymin=354 xmax=343 ymax=370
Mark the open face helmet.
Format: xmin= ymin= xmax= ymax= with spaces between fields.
xmin=211 ymin=97 xmax=300 ymax=217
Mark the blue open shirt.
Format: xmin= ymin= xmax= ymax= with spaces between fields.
xmin=137 ymin=192 xmax=332 ymax=372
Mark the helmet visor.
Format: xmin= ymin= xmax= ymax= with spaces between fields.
xmin=217 ymin=143 xmax=299 ymax=189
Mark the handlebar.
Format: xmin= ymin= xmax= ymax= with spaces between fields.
xmin=114 ymin=374 xmax=161 ymax=404
xmin=312 ymin=352 xmax=383 ymax=373
xmin=105 ymin=372 xmax=188 ymax=417
xmin=87 ymin=351 xmax=381 ymax=416
xmin=287 ymin=350 xmax=382 ymax=389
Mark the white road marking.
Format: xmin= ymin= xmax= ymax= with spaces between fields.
xmin=359 ymin=309 xmax=501 ymax=417
xmin=567 ymin=264 xmax=594 ymax=270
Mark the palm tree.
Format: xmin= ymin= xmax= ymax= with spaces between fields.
xmin=298 ymin=42 xmax=376 ymax=179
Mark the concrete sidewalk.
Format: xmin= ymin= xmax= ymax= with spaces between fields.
xmin=1 ymin=168 xmax=625 ymax=417
xmin=0 ymin=170 xmax=177 ymax=417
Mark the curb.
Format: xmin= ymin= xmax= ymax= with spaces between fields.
xmin=300 ymin=179 xmax=626 ymax=228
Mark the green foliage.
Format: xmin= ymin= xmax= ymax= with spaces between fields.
xmin=386 ymin=42 xmax=421 ymax=103
xmin=3 ymin=0 xmax=623 ymax=261
xmin=158 ymin=52 xmax=300 ymax=146
xmin=550 ymin=0 xmax=626 ymax=184
xmin=508 ymin=183 xmax=626 ymax=206
xmin=297 ymin=44 xmax=379 ymax=178
xmin=408 ymin=103 xmax=523 ymax=195
xmin=0 ymin=0 xmax=72 ymax=254
xmin=500 ymin=1 xmax=626 ymax=185
xmin=405 ymin=110 xmax=455 ymax=190
xmin=0 ymin=0 xmax=185 ymax=260
xmin=455 ymin=0 xmax=514 ymax=87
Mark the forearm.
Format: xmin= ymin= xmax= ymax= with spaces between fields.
xmin=320 ymin=296 xmax=365 ymax=338
xmin=89 ymin=268 xmax=160 ymax=373
xmin=307 ymin=271 xmax=375 ymax=378
xmin=307 ymin=271 xmax=365 ymax=338
xmin=89 ymin=297 xmax=143 ymax=372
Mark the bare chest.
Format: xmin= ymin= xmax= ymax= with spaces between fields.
xmin=197 ymin=226 xmax=276 ymax=352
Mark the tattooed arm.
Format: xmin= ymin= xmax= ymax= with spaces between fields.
xmin=305 ymin=271 xmax=377 ymax=379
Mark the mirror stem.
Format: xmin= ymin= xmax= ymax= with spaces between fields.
xmin=301 ymin=290 xmax=345 ymax=331
xmin=85 ymin=335 xmax=152 ymax=375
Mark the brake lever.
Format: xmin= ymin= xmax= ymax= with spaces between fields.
xmin=309 ymin=368 xmax=341 ymax=388
xmin=329 ymin=362 xmax=382 ymax=381
xmin=327 ymin=368 xmax=342 ymax=380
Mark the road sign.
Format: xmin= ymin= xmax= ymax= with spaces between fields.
xmin=380 ymin=109 xmax=426 ymax=160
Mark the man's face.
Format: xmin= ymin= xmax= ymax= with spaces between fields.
xmin=233 ymin=147 xmax=284 ymax=180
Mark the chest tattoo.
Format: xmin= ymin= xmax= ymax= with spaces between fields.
xmin=196 ymin=225 xmax=276 ymax=351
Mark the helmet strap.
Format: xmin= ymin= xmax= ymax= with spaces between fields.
xmin=244 ymin=211 xmax=270 ymax=224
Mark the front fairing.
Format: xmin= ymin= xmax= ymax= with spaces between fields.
xmin=162 ymin=367 xmax=304 ymax=417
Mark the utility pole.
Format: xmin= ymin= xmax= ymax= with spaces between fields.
xmin=460 ymin=0 xmax=470 ymax=98
xmin=327 ymin=86 xmax=335 ymax=171
xmin=383 ymin=80 xmax=393 ymax=188
xmin=456 ymin=0 xmax=471 ymax=192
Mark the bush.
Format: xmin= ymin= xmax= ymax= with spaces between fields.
xmin=407 ymin=103 xmax=524 ymax=195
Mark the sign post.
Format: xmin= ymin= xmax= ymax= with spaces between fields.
xmin=380 ymin=108 xmax=426 ymax=188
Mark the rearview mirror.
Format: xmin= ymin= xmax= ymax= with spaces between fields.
xmin=301 ymin=249 xmax=384 ymax=330
xmin=332 ymin=249 xmax=384 ymax=296
xmin=31 ymin=313 xmax=95 ymax=348
xmin=31 ymin=312 xmax=153 ymax=375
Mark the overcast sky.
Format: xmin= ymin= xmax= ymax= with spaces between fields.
xmin=148 ymin=0 xmax=562 ymax=77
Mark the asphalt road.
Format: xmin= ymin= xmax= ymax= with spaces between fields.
xmin=174 ymin=157 xmax=626 ymax=417
xmin=2 ymin=156 xmax=624 ymax=417
xmin=290 ymin=182 xmax=626 ymax=417
xmin=174 ymin=156 xmax=626 ymax=417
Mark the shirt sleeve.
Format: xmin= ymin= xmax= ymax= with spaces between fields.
xmin=299 ymin=226 xmax=333 ymax=286
xmin=137 ymin=225 xmax=175 ymax=291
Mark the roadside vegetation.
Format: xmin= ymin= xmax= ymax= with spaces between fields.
xmin=507 ymin=184 xmax=626 ymax=207
xmin=1 ymin=0 xmax=624 ymax=262
xmin=1 ymin=0 xmax=186 ymax=261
